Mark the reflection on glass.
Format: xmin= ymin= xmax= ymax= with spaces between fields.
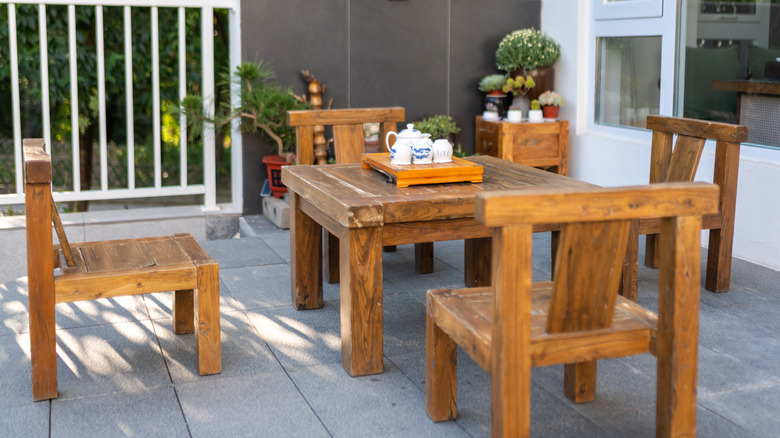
xmin=680 ymin=0 xmax=780 ymax=147
xmin=595 ymin=36 xmax=661 ymax=129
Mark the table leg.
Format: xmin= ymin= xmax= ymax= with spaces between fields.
xmin=290 ymin=193 xmax=324 ymax=310
xmin=340 ymin=226 xmax=383 ymax=376
xmin=465 ymin=237 xmax=492 ymax=287
xmin=415 ymin=242 xmax=434 ymax=274
xmin=324 ymin=231 xmax=340 ymax=284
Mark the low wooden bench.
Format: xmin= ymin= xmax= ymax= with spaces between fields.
xmin=24 ymin=139 xmax=221 ymax=401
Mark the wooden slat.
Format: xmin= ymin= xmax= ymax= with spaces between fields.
xmin=172 ymin=233 xmax=217 ymax=265
xmin=478 ymin=183 xmax=720 ymax=226
xmin=295 ymin=125 xmax=315 ymax=165
xmin=288 ymin=107 xmax=405 ymax=126
xmin=333 ymin=124 xmax=365 ymax=164
xmin=23 ymin=139 xmax=52 ymax=184
xmin=647 ymin=115 xmax=748 ymax=143
xmin=55 ymin=265 xmax=197 ymax=303
xmin=382 ymin=218 xmax=490 ymax=246
xmin=665 ymin=135 xmax=706 ymax=182
xmin=547 ymin=220 xmax=630 ymax=333
xmin=50 ymin=194 xmax=75 ymax=268
xmin=428 ymin=287 xmax=493 ymax=369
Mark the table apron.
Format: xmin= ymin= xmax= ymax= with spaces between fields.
xmin=297 ymin=194 xmax=350 ymax=239
xmin=382 ymin=219 xmax=562 ymax=246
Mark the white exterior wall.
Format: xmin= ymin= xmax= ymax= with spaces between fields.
xmin=541 ymin=0 xmax=780 ymax=271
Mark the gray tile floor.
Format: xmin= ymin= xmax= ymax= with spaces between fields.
xmin=1 ymin=214 xmax=779 ymax=437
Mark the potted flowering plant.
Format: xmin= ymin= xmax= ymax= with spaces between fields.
xmin=538 ymin=90 xmax=566 ymax=119
xmin=495 ymin=28 xmax=561 ymax=100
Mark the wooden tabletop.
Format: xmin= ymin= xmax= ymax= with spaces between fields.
xmin=282 ymin=155 xmax=593 ymax=229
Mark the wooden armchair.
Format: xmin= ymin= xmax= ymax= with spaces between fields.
xmin=426 ymin=182 xmax=719 ymax=437
xmin=24 ymin=139 xmax=221 ymax=401
xmin=287 ymin=107 xmax=435 ymax=293
xmin=621 ymin=116 xmax=747 ymax=300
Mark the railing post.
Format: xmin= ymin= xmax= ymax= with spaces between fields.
xmin=229 ymin=0 xmax=243 ymax=212
xmin=202 ymin=6 xmax=218 ymax=211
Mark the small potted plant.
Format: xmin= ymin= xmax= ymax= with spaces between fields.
xmin=538 ymin=90 xmax=566 ymax=119
xmin=177 ymin=61 xmax=310 ymax=198
xmin=479 ymin=74 xmax=509 ymax=118
xmin=527 ymin=99 xmax=543 ymax=122
xmin=495 ymin=28 xmax=561 ymax=100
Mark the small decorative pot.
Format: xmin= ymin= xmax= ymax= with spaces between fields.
xmin=506 ymin=109 xmax=523 ymax=123
xmin=527 ymin=109 xmax=544 ymax=123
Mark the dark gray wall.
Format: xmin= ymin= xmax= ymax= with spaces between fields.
xmin=241 ymin=0 xmax=540 ymax=213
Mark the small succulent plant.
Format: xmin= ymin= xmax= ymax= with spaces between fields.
xmin=538 ymin=90 xmax=566 ymax=107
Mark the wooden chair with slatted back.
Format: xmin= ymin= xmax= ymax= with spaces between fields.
xmin=426 ymin=182 xmax=719 ymax=437
xmin=287 ymin=107 xmax=435 ymax=299
xmin=620 ymin=116 xmax=747 ymax=300
xmin=23 ymin=139 xmax=221 ymax=401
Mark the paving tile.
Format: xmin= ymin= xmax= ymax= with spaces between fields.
xmin=699 ymin=383 xmax=780 ymax=438
xmin=51 ymin=386 xmax=188 ymax=437
xmin=288 ymin=361 xmax=468 ymax=437
xmin=727 ymin=256 xmax=780 ymax=298
xmin=54 ymin=320 xmax=172 ymax=400
xmin=592 ymin=405 xmax=750 ymax=438
xmin=143 ymin=280 xmax=244 ymax=320
xmin=54 ymin=295 xmax=151 ymax=330
xmin=698 ymin=303 xmax=780 ymax=379
xmin=532 ymin=360 xmax=657 ymax=420
xmin=245 ymin=305 xmax=342 ymax=370
xmin=382 ymin=293 xmax=427 ymax=357
xmin=220 ymin=265 xmax=294 ymax=310
xmin=707 ymin=298 xmax=780 ymax=332
xmin=0 ymin=333 xmax=36 ymax=408
xmin=0 ymin=278 xmax=30 ymax=337
xmin=199 ymin=236 xmax=284 ymax=269
xmin=152 ymin=310 xmax=282 ymax=384
xmin=619 ymin=346 xmax=780 ymax=400
xmin=177 ymin=370 xmax=330 ymax=438
xmin=0 ymin=402 xmax=50 ymax=436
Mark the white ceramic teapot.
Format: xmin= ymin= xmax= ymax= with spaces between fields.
xmin=386 ymin=124 xmax=431 ymax=165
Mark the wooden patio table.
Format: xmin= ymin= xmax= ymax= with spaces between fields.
xmin=282 ymin=155 xmax=594 ymax=377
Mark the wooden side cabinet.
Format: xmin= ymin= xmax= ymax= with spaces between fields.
xmin=475 ymin=117 xmax=569 ymax=176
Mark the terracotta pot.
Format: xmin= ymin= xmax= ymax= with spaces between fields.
xmin=511 ymin=65 xmax=555 ymax=101
xmin=542 ymin=105 xmax=560 ymax=119
xmin=262 ymin=155 xmax=293 ymax=199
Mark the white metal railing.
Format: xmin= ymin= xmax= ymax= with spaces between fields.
xmin=1 ymin=0 xmax=242 ymax=212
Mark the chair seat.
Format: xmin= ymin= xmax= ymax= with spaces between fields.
xmin=54 ymin=234 xmax=209 ymax=304
xmin=427 ymin=282 xmax=658 ymax=370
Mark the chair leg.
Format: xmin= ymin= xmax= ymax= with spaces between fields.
xmin=644 ymin=234 xmax=660 ymax=269
xmin=172 ymin=289 xmax=195 ymax=334
xmin=564 ymin=361 xmax=597 ymax=403
xmin=425 ymin=303 xmax=457 ymax=422
xmin=195 ymin=261 xmax=221 ymax=375
xmin=29 ymin=284 xmax=58 ymax=401
xmin=465 ymin=237 xmax=492 ymax=287
xmin=415 ymin=242 xmax=434 ymax=274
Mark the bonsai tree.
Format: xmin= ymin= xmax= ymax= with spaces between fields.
xmin=478 ymin=74 xmax=508 ymax=94
xmin=177 ymin=61 xmax=310 ymax=162
xmin=495 ymin=28 xmax=561 ymax=75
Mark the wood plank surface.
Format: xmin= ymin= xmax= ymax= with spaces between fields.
xmin=647 ymin=115 xmax=748 ymax=143
xmin=288 ymin=107 xmax=405 ymax=126
xmin=55 ymin=266 xmax=197 ymax=303
xmin=290 ymin=193 xmax=324 ymax=310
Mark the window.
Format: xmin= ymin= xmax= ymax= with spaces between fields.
xmin=595 ymin=36 xmax=662 ymax=128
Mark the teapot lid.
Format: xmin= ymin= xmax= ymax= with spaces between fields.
xmin=397 ymin=123 xmax=422 ymax=138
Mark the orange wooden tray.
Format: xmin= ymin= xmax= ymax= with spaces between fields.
xmin=361 ymin=153 xmax=483 ymax=187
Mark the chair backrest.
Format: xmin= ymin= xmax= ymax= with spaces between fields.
xmin=24 ymin=139 xmax=76 ymax=269
xmin=287 ymin=107 xmax=405 ymax=164
xmin=476 ymin=183 xmax=720 ymax=333
xmin=646 ymin=116 xmax=747 ymax=184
